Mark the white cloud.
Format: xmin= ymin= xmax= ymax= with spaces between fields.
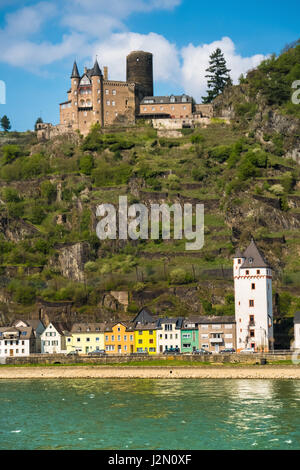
xmin=93 ymin=32 xmax=181 ymax=84
xmin=181 ymin=37 xmax=267 ymax=101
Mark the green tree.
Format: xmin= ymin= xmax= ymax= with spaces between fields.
xmin=202 ymin=48 xmax=232 ymax=103
xmin=0 ymin=115 xmax=11 ymax=132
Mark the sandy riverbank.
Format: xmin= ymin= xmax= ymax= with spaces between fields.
xmin=1 ymin=366 xmax=300 ymax=379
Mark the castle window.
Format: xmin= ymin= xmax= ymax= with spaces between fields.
xmin=112 ymin=90 xmax=116 ymax=95
xmin=105 ymin=89 xmax=109 ymax=95
xmin=250 ymin=330 xmax=255 ymax=338
xmin=171 ymin=106 xmax=175 ymax=110
xmin=106 ymin=100 xmax=110 ymax=105
xmin=251 ymin=283 xmax=255 ymax=290
xmin=98 ymin=89 xmax=100 ymax=94
xmin=183 ymin=106 xmax=186 ymax=110
xmin=249 ymin=300 xmax=254 ymax=307
xmin=143 ymin=107 xmax=147 ymax=111
xmin=238 ymin=259 xmax=241 ymax=264
xmin=97 ymin=99 xmax=100 ymax=103
xmin=152 ymin=107 xmax=155 ymax=111
xmin=112 ymin=101 xmax=115 ymax=106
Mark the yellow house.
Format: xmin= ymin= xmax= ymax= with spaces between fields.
xmin=134 ymin=324 xmax=158 ymax=354
xmin=66 ymin=323 xmax=105 ymax=354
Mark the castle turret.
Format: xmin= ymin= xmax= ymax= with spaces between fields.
xmin=126 ymin=51 xmax=153 ymax=98
xmin=91 ymin=58 xmax=104 ymax=127
xmin=233 ymin=239 xmax=274 ymax=352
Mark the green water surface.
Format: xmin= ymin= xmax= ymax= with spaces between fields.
xmin=0 ymin=379 xmax=299 ymax=450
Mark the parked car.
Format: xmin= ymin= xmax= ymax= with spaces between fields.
xmin=219 ymin=348 xmax=236 ymax=354
xmin=240 ymin=348 xmax=255 ymax=354
xmin=66 ymin=350 xmax=79 ymax=356
xmin=88 ymin=350 xmax=106 ymax=356
xmin=163 ymin=347 xmax=180 ymax=355
xmin=193 ymin=348 xmax=212 ymax=355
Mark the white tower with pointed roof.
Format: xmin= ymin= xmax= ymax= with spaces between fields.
xmin=233 ymin=239 xmax=274 ymax=352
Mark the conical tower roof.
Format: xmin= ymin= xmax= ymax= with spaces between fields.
xmin=71 ymin=61 xmax=80 ymax=79
xmin=241 ymin=239 xmax=269 ymax=269
xmin=91 ymin=59 xmax=102 ymax=77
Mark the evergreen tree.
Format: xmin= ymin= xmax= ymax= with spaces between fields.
xmin=0 ymin=115 xmax=11 ymax=132
xmin=202 ymin=48 xmax=232 ymax=103
xmin=34 ymin=117 xmax=43 ymax=131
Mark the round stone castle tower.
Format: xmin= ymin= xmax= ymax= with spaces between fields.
xmin=126 ymin=51 xmax=153 ymax=98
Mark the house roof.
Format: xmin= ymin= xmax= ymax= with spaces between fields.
xmin=0 ymin=326 xmax=34 ymax=339
xmin=141 ymin=94 xmax=193 ymax=105
xmin=131 ymin=307 xmax=155 ymax=325
xmin=157 ymin=317 xmax=184 ymax=329
xmin=12 ymin=319 xmax=45 ymax=330
xmin=50 ymin=322 xmax=70 ymax=336
xmin=71 ymin=323 xmax=106 ymax=333
xmin=294 ymin=312 xmax=300 ymax=323
xmin=186 ymin=315 xmax=236 ymax=325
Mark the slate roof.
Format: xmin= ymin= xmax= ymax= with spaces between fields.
xmin=241 ymin=239 xmax=269 ymax=269
xmin=157 ymin=317 xmax=184 ymax=329
xmin=71 ymin=61 xmax=80 ymax=78
xmin=50 ymin=322 xmax=70 ymax=336
xmin=186 ymin=316 xmax=236 ymax=325
xmin=141 ymin=94 xmax=193 ymax=105
xmin=91 ymin=59 xmax=102 ymax=77
xmin=131 ymin=307 xmax=155 ymax=325
xmin=71 ymin=323 xmax=106 ymax=333
xmin=233 ymin=239 xmax=270 ymax=269
xmin=0 ymin=326 xmax=34 ymax=339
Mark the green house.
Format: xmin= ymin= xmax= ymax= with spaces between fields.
xmin=181 ymin=320 xmax=199 ymax=353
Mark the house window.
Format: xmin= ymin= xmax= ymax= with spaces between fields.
xmin=257 ymin=270 xmax=260 ymax=274
xmin=138 ymin=340 xmax=142 ymax=344
xmin=246 ymin=270 xmax=249 ymax=275
xmin=250 ymin=330 xmax=255 ymax=338
xmin=238 ymin=259 xmax=241 ymax=264
xmin=130 ymin=335 xmax=133 ymax=341
xmin=249 ymin=300 xmax=254 ymax=307
xmin=117 ymin=336 xmax=121 ymax=341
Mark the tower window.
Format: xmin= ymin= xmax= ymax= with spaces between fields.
xmin=238 ymin=259 xmax=241 ymax=264
xmin=249 ymin=300 xmax=254 ymax=307
xmin=251 ymin=283 xmax=255 ymax=290
xmin=257 ymin=270 xmax=260 ymax=274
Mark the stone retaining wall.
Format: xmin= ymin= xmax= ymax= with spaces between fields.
xmin=5 ymin=353 xmax=293 ymax=366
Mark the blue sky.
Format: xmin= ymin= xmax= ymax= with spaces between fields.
xmin=0 ymin=0 xmax=299 ymax=131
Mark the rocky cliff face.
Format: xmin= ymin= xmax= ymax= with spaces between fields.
xmin=49 ymin=242 xmax=91 ymax=281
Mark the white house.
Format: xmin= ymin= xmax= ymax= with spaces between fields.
xmin=41 ymin=322 xmax=69 ymax=354
xmin=12 ymin=319 xmax=45 ymax=353
xmin=0 ymin=326 xmax=36 ymax=357
xmin=294 ymin=312 xmax=300 ymax=349
xmin=156 ymin=318 xmax=183 ymax=353
xmin=233 ymin=239 xmax=274 ymax=352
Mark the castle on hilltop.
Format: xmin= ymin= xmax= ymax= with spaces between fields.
xmin=37 ymin=50 xmax=214 ymax=139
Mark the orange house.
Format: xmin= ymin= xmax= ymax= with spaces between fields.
xmin=104 ymin=322 xmax=135 ymax=355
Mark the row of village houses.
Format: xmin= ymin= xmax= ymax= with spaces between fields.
xmin=2 ymin=308 xmax=300 ymax=358
xmin=0 ymin=308 xmax=238 ymax=357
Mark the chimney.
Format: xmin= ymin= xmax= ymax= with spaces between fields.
xmin=104 ymin=66 xmax=108 ymax=80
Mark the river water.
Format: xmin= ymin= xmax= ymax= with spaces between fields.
xmin=0 ymin=379 xmax=299 ymax=450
